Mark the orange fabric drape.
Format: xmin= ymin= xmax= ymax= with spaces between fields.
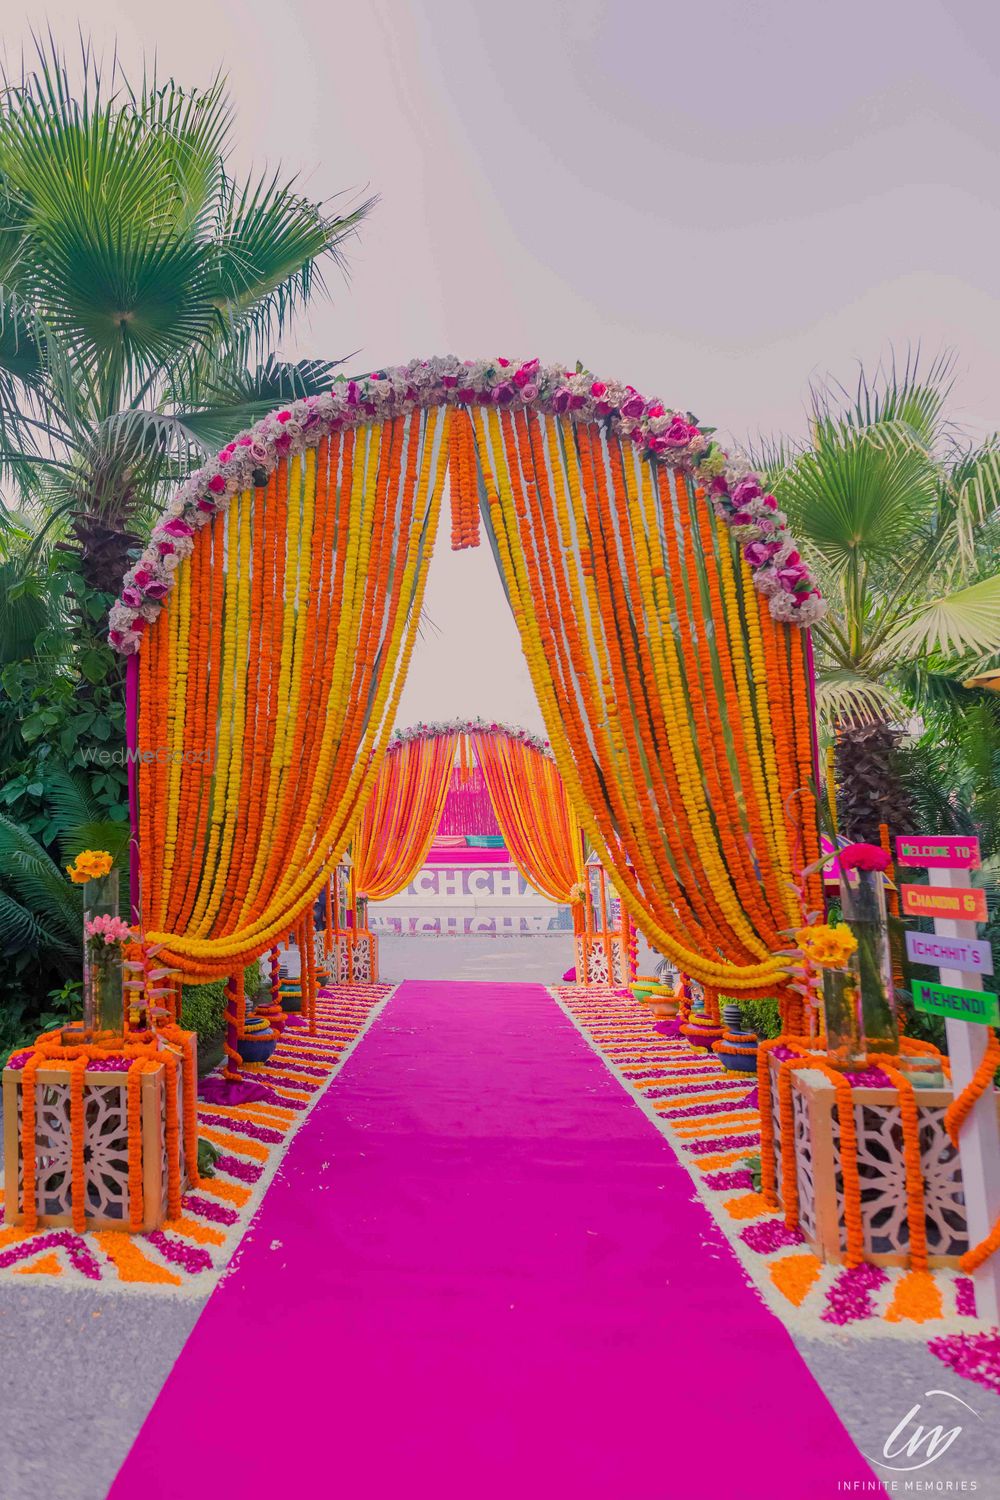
xmin=351 ymin=733 xmax=459 ymax=901
xmin=136 ymin=409 xmax=447 ymax=980
xmin=472 ymin=733 xmax=582 ymax=903
xmin=473 ymin=406 xmax=817 ymax=989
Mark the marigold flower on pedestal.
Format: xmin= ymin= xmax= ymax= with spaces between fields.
xmin=67 ymin=849 xmax=114 ymax=883
xmin=796 ymin=922 xmax=857 ymax=969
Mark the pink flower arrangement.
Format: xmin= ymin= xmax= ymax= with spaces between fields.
xmin=85 ymin=914 xmax=133 ymax=946
xmin=108 ymin=356 xmax=824 ymax=654
xmin=838 ymin=843 xmax=891 ymax=873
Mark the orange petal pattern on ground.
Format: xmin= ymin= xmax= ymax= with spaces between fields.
xmin=769 ymin=1253 xmax=822 ymax=1306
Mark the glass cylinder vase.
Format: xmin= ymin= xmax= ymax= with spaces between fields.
xmin=821 ymin=967 xmax=867 ymax=1070
xmin=840 ymin=864 xmax=899 ymax=1055
xmin=82 ymin=870 xmax=124 ymax=1040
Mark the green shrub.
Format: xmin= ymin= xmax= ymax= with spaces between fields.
xmin=180 ymin=960 xmax=262 ymax=1045
xmin=725 ymin=995 xmax=782 ymax=1040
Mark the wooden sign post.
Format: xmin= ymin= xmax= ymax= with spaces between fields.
xmin=897 ymin=836 xmax=1000 ymax=1323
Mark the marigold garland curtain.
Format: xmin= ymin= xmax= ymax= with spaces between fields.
xmin=351 ymin=733 xmax=459 ymax=902
xmin=471 ymin=733 xmax=582 ymax=903
xmin=470 ymin=406 xmax=821 ymax=990
xmin=136 ymin=409 xmax=447 ymax=979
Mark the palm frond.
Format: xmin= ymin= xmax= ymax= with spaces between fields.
xmin=890 ymin=573 xmax=1000 ymax=659
xmin=948 ymin=442 xmax=1000 ymax=570
xmin=773 ymin=422 xmax=939 ymax=569
xmin=0 ymin=813 xmax=81 ymax=942
xmin=41 ymin=763 xmax=103 ymax=833
xmin=810 ymin=346 xmax=957 ymax=450
xmin=815 ymin=669 xmax=907 ymax=727
xmin=208 ymin=173 xmax=375 ymax=358
xmin=0 ymin=888 xmax=75 ymax=957
xmin=172 ymin=355 xmax=350 ymax=448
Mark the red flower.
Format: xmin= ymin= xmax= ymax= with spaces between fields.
xmin=839 ymin=842 xmax=890 ymax=872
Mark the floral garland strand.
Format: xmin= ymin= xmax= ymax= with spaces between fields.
xmin=109 ymin=356 xmax=824 ymax=654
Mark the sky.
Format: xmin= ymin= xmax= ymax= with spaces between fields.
xmin=15 ymin=0 xmax=1000 ymax=733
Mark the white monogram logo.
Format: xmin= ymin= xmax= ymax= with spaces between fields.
xmin=863 ymin=1389 xmax=980 ymax=1473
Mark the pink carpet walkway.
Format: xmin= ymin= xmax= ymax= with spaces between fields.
xmin=111 ymin=981 xmax=873 ymax=1498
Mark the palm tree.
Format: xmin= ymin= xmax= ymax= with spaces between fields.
xmin=760 ymin=351 xmax=1000 ymax=840
xmin=0 ymin=37 xmax=373 ymax=592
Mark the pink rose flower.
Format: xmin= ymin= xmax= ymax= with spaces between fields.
xmin=731 ymin=477 xmax=762 ymax=505
xmin=591 ymin=381 xmax=607 ymax=398
xmin=620 ymin=395 xmax=645 ymax=419
xmin=839 ymin=842 xmax=891 ymax=873
xmin=743 ymin=542 xmax=774 ymax=567
xmin=208 ymin=475 xmax=226 ymax=495
xmin=664 ymin=416 xmax=694 ymax=447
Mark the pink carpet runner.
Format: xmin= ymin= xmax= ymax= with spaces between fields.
xmin=111 ymin=981 xmax=873 ymax=1497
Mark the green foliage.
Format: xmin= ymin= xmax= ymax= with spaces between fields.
xmin=0 ymin=812 xmax=81 ymax=969
xmin=728 ymin=995 xmax=782 ymax=1041
xmin=0 ymin=36 xmax=373 ymax=590
xmin=0 ymin=546 xmax=129 ymax=846
xmin=180 ymin=960 xmax=264 ymax=1045
xmin=0 ymin=40 xmax=367 ymax=1041
xmin=759 ymin=351 xmax=1000 ymax=734
xmin=197 ymin=1138 xmax=222 ymax=1178
xmin=179 ymin=978 xmax=227 ymax=1045
xmin=0 ymin=976 xmax=81 ymax=1068
xmin=744 ymin=1154 xmax=763 ymax=1192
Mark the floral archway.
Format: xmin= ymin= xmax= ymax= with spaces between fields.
xmin=111 ymin=356 xmax=824 ymax=1050
xmin=352 ymin=719 xmax=582 ymax=908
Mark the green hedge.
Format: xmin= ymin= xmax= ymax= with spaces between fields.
xmin=723 ymin=995 xmax=782 ymax=1041
xmin=180 ymin=959 xmax=262 ymax=1046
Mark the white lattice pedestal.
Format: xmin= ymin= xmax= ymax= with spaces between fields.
xmin=3 ymin=1042 xmax=195 ymax=1233
xmin=334 ymin=930 xmax=377 ymax=983
xmin=767 ymin=1052 xmax=987 ymax=1267
xmin=575 ymin=933 xmax=626 ymax=986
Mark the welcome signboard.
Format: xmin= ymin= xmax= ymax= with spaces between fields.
xmin=900 ymin=884 xmax=988 ymax=922
xmin=905 ymin=930 xmax=994 ymax=975
xmin=895 ymin=835 xmax=981 ymax=870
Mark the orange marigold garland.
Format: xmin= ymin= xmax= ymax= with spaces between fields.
xmin=163 ymin=1050 xmax=182 ymax=1218
xmin=127 ymin=1058 xmax=145 ymax=1230
xmin=944 ymin=1027 xmax=1000 ymax=1273
xmin=20 ymin=1055 xmax=39 ymax=1231
xmin=69 ymin=1053 xmax=87 ymax=1232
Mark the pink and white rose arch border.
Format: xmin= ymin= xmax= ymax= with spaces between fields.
xmin=108 ymin=355 xmax=824 ymax=655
